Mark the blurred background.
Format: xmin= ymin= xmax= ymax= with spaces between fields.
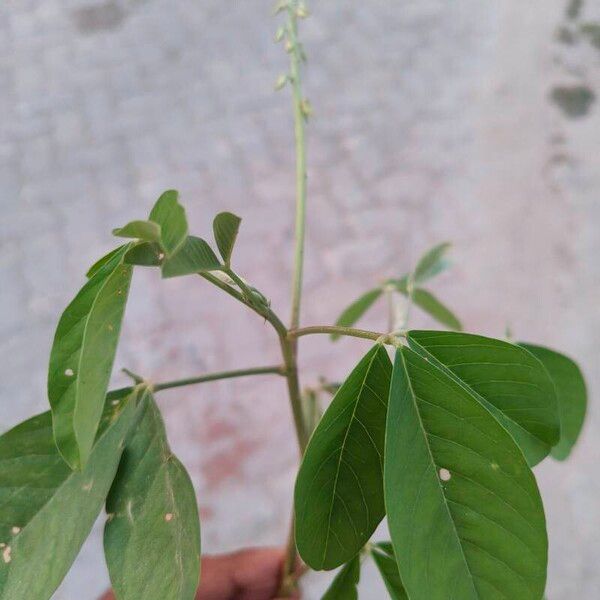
xmin=1 ymin=0 xmax=599 ymax=598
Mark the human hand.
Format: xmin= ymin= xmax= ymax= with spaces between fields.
xmin=99 ymin=547 xmax=300 ymax=600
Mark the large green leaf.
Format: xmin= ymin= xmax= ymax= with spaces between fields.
xmin=0 ymin=390 xmax=136 ymax=600
xmin=331 ymin=289 xmax=382 ymax=340
xmin=104 ymin=392 xmax=201 ymax=600
xmin=149 ymin=190 xmax=188 ymax=257
xmin=370 ymin=543 xmax=408 ymax=600
xmin=385 ymin=347 xmax=548 ymax=600
xmin=407 ymin=331 xmax=559 ymax=466
xmin=321 ymin=556 xmax=360 ymax=600
xmin=213 ymin=212 xmax=241 ymax=265
xmin=520 ymin=343 xmax=587 ymax=461
xmin=48 ymin=248 xmax=133 ymax=469
xmin=162 ymin=236 xmax=222 ymax=279
xmin=113 ymin=220 xmax=162 ymax=244
xmin=295 ymin=345 xmax=392 ymax=570
xmin=412 ymin=242 xmax=451 ymax=285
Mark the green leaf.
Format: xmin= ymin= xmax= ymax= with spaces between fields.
xmin=161 ymin=236 xmax=222 ymax=279
xmin=407 ymin=331 xmax=560 ymax=466
xmin=412 ymin=242 xmax=451 ymax=285
xmin=213 ymin=212 xmax=241 ymax=265
xmin=0 ymin=390 xmax=136 ymax=600
xmin=113 ymin=220 xmax=162 ymax=244
xmin=124 ymin=242 xmax=164 ymax=267
xmin=48 ymin=248 xmax=133 ymax=469
xmin=385 ymin=347 xmax=548 ymax=600
xmin=331 ymin=289 xmax=382 ymax=340
xmin=86 ymin=245 xmax=127 ymax=279
xmin=370 ymin=543 xmax=408 ymax=600
xmin=104 ymin=392 xmax=201 ymax=600
xmin=295 ymin=345 xmax=392 ymax=570
xmin=321 ymin=556 xmax=360 ymax=600
xmin=149 ymin=190 xmax=188 ymax=257
xmin=412 ymin=289 xmax=462 ymax=330
xmin=387 ymin=278 xmax=462 ymax=331
xmin=520 ymin=343 xmax=587 ymax=461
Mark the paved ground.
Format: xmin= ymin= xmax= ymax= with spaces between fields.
xmin=1 ymin=0 xmax=600 ymax=598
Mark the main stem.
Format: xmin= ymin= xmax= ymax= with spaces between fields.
xmin=281 ymin=3 xmax=309 ymax=595
xmin=288 ymin=4 xmax=307 ymax=333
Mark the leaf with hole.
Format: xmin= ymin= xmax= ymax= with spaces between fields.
xmin=161 ymin=236 xmax=222 ymax=279
xmin=104 ymin=392 xmax=201 ymax=600
xmin=321 ymin=556 xmax=360 ymax=600
xmin=295 ymin=344 xmax=392 ymax=570
xmin=149 ymin=190 xmax=188 ymax=257
xmin=113 ymin=220 xmax=162 ymax=244
xmin=520 ymin=343 xmax=587 ymax=461
xmin=370 ymin=543 xmax=408 ymax=600
xmin=0 ymin=390 xmax=136 ymax=600
xmin=48 ymin=247 xmax=133 ymax=469
xmin=213 ymin=212 xmax=241 ymax=265
xmin=407 ymin=331 xmax=559 ymax=466
xmin=412 ymin=242 xmax=451 ymax=285
xmin=385 ymin=347 xmax=548 ymax=600
xmin=331 ymin=289 xmax=382 ymax=340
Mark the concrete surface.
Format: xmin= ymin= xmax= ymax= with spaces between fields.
xmin=1 ymin=0 xmax=599 ymax=598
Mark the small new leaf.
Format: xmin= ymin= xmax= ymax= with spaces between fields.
xmin=411 ymin=289 xmax=462 ymax=331
xmin=48 ymin=247 xmax=133 ymax=469
xmin=331 ymin=289 xmax=382 ymax=340
xmin=275 ymin=74 xmax=289 ymax=91
xmin=113 ymin=220 xmax=162 ymax=244
xmin=104 ymin=393 xmax=201 ymax=600
xmin=520 ymin=343 xmax=587 ymax=460
xmin=213 ymin=212 xmax=242 ymax=265
xmin=295 ymin=345 xmax=392 ymax=570
xmin=412 ymin=242 xmax=451 ymax=285
xmin=162 ymin=236 xmax=222 ymax=279
xmin=149 ymin=190 xmax=188 ymax=257
xmin=371 ymin=543 xmax=408 ymax=600
xmin=322 ymin=556 xmax=360 ymax=600
xmin=0 ymin=391 xmax=136 ymax=600
xmin=124 ymin=242 xmax=164 ymax=267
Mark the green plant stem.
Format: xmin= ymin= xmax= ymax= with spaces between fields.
xmin=288 ymin=5 xmax=307 ymax=333
xmin=289 ymin=325 xmax=402 ymax=345
xmin=153 ymin=365 xmax=286 ymax=392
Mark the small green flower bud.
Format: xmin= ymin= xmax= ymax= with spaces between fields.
xmin=275 ymin=74 xmax=288 ymax=91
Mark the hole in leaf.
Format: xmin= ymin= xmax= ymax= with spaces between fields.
xmin=65 ymin=368 xmax=74 ymax=377
xmin=165 ymin=513 xmax=174 ymax=522
xmin=439 ymin=468 xmax=451 ymax=482
xmin=10 ymin=527 xmax=20 ymax=535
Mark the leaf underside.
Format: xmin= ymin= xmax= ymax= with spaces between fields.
xmin=413 ymin=242 xmax=451 ymax=285
xmin=124 ymin=242 xmax=163 ymax=267
xmin=321 ymin=556 xmax=361 ymax=600
xmin=385 ymin=347 xmax=548 ymax=600
xmin=104 ymin=393 xmax=201 ymax=600
xmin=407 ymin=331 xmax=559 ymax=466
xmin=295 ymin=345 xmax=392 ymax=570
xmin=0 ymin=391 xmax=136 ymax=600
xmin=48 ymin=247 xmax=133 ymax=469
xmin=113 ymin=220 xmax=162 ymax=244
xmin=519 ymin=343 xmax=587 ymax=461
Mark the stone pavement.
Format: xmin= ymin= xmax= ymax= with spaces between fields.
xmin=1 ymin=0 xmax=599 ymax=598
